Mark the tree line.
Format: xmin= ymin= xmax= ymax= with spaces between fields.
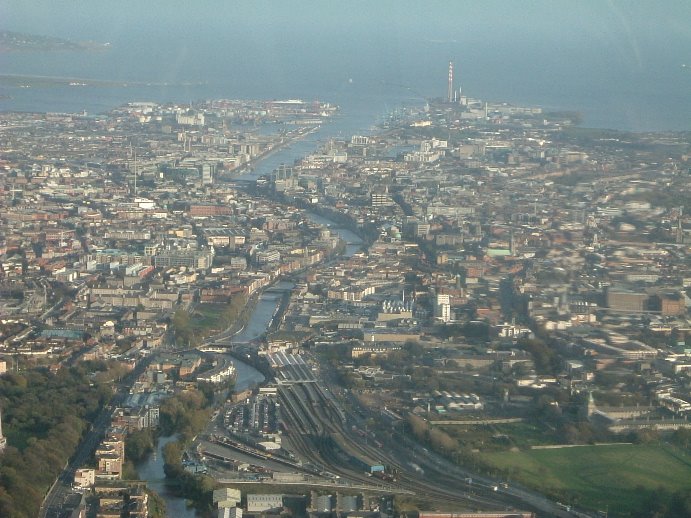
xmin=0 ymin=364 xmax=112 ymax=517
xmin=159 ymin=387 xmax=218 ymax=515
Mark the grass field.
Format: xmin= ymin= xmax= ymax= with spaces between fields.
xmin=442 ymin=421 xmax=561 ymax=451
xmin=190 ymin=304 xmax=229 ymax=335
xmin=482 ymin=443 xmax=691 ymax=515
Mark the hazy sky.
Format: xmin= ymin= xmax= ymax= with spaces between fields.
xmin=2 ymin=1 xmax=691 ymax=131
xmin=3 ymin=0 xmax=691 ymax=79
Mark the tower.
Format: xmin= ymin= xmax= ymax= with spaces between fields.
xmin=133 ymin=149 xmax=137 ymax=197
xmin=583 ymin=391 xmax=597 ymax=420
xmin=0 ymin=407 xmax=7 ymax=453
xmin=128 ymin=143 xmax=138 ymax=197
xmin=447 ymin=61 xmax=454 ymax=103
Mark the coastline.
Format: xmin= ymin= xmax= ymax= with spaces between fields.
xmin=0 ymin=72 xmax=208 ymax=89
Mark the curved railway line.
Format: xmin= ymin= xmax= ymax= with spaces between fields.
xmin=207 ymin=343 xmax=588 ymax=517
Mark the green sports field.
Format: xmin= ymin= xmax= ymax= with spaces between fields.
xmin=482 ymin=444 xmax=691 ymax=514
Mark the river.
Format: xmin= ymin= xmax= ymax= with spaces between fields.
xmin=230 ymin=215 xmax=364 ymax=347
xmin=136 ymin=137 xmax=364 ymax=514
xmin=136 ymin=359 xmax=265 ymax=517
xmin=231 ymin=290 xmax=284 ymax=345
xmin=230 ymin=124 xmax=366 ymax=257
xmin=306 ymin=212 xmax=364 ymax=258
xmin=136 ymin=213 xmax=357 ymax=516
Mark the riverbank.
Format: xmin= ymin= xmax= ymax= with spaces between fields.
xmin=136 ymin=435 xmax=197 ymax=518
xmin=136 ymin=359 xmax=266 ymax=517
xmin=227 ymin=124 xmax=321 ymax=179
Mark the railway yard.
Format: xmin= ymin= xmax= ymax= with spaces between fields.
xmin=187 ymin=351 xmax=583 ymax=517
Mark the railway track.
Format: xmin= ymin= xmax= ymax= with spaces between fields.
xmin=276 ymin=379 xmax=524 ymax=511
xmin=257 ymin=353 xmax=586 ymax=516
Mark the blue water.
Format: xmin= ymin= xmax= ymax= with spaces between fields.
xmin=135 ymin=435 xmax=195 ymax=518
xmin=231 ymin=292 xmax=282 ymax=344
xmin=2 ymin=2 xmax=691 ymax=132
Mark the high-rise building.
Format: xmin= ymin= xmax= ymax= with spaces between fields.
xmin=435 ymin=293 xmax=451 ymax=322
xmin=201 ymin=163 xmax=216 ymax=185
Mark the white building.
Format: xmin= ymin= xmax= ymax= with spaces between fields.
xmin=218 ymin=508 xmax=243 ymax=518
xmin=247 ymin=494 xmax=283 ymax=513
xmin=74 ymin=468 xmax=95 ymax=488
xmin=214 ymin=487 xmax=242 ymax=509
xmin=435 ymin=293 xmax=451 ymax=323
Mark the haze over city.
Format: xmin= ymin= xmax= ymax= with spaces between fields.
xmin=0 ymin=2 xmax=691 ymax=518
